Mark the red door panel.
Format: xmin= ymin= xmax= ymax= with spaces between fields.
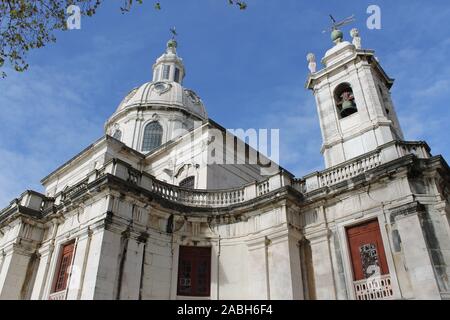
xmin=346 ymin=220 xmax=389 ymax=281
xmin=177 ymin=246 xmax=211 ymax=297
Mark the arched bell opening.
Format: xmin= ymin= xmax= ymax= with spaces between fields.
xmin=334 ymin=83 xmax=358 ymax=119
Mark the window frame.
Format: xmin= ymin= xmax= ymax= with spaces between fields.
xmin=141 ymin=121 xmax=163 ymax=152
xmin=162 ymin=65 xmax=171 ymax=80
xmin=174 ymin=67 xmax=181 ymax=83
xmin=52 ymin=241 xmax=75 ymax=293
xmin=179 ymin=176 xmax=195 ymax=189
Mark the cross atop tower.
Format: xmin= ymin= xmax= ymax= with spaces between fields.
xmin=170 ymin=27 xmax=178 ymax=40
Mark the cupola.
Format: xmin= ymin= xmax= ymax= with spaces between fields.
xmin=152 ymin=38 xmax=185 ymax=84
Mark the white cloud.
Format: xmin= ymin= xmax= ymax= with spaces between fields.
xmin=0 ymin=66 xmax=103 ymax=207
xmin=413 ymin=79 xmax=450 ymax=98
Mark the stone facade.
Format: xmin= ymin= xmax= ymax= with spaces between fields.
xmin=0 ymin=34 xmax=449 ymax=300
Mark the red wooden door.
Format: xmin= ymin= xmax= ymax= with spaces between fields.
xmin=346 ymin=220 xmax=389 ymax=281
xmin=177 ymin=246 xmax=211 ymax=297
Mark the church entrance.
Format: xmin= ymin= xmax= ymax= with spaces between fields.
xmin=177 ymin=246 xmax=211 ymax=297
xmin=346 ymin=219 xmax=393 ymax=300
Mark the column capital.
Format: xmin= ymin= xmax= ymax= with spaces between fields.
xmin=390 ymin=201 xmax=425 ymax=222
xmin=305 ymin=229 xmax=332 ymax=245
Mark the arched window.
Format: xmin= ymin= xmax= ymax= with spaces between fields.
xmin=142 ymin=122 xmax=163 ymax=152
xmin=179 ymin=176 xmax=195 ymax=189
xmin=112 ymin=129 xmax=122 ymax=141
xmin=174 ymin=67 xmax=181 ymax=83
xmin=162 ymin=65 xmax=171 ymax=80
xmin=334 ymin=83 xmax=358 ymax=118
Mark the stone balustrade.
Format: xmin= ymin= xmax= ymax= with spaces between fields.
xmin=294 ymin=141 xmax=430 ymax=193
xmin=48 ymin=290 xmax=66 ymax=300
xmin=1 ymin=140 xmax=430 ymax=215
xmin=353 ymin=274 xmax=394 ymax=300
xmin=92 ymin=159 xmax=294 ymax=209
xmin=319 ymin=150 xmax=382 ymax=187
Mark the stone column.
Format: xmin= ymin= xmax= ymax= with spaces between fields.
xmin=65 ymin=229 xmax=93 ymax=300
xmin=30 ymin=243 xmax=54 ymax=300
xmin=393 ymin=203 xmax=441 ymax=299
xmin=267 ymin=230 xmax=304 ymax=300
xmin=116 ymin=235 xmax=145 ymax=300
xmin=77 ymin=226 xmax=123 ymax=300
xmin=0 ymin=244 xmax=35 ymax=299
xmin=307 ymin=229 xmax=337 ymax=300
xmin=247 ymin=237 xmax=270 ymax=300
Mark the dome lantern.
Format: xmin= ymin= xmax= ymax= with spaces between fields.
xmin=152 ymin=31 xmax=185 ymax=84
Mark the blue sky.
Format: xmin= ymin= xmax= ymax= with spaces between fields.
xmin=0 ymin=0 xmax=449 ymax=207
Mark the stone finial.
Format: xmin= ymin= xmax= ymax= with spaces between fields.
xmin=331 ymin=29 xmax=344 ymax=45
xmin=166 ymin=38 xmax=177 ymax=54
xmin=307 ymin=53 xmax=317 ymax=73
xmin=350 ymin=28 xmax=361 ymax=49
xmin=167 ymin=27 xmax=178 ymax=54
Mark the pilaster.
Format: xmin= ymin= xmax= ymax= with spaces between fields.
xmin=306 ymin=229 xmax=337 ymax=299
xmin=392 ymin=202 xmax=441 ymax=299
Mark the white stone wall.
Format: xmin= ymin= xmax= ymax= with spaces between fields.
xmin=301 ymin=162 xmax=450 ymax=300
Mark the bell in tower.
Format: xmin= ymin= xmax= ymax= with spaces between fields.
xmin=335 ymin=83 xmax=358 ymax=118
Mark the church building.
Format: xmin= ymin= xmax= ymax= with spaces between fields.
xmin=0 ymin=27 xmax=449 ymax=300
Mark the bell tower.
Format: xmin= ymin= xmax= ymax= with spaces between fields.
xmin=306 ymin=25 xmax=403 ymax=168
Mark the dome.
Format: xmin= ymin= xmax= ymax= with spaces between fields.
xmin=114 ymin=80 xmax=207 ymax=120
xmin=109 ymin=37 xmax=207 ymax=122
xmin=104 ymin=37 xmax=208 ymax=153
